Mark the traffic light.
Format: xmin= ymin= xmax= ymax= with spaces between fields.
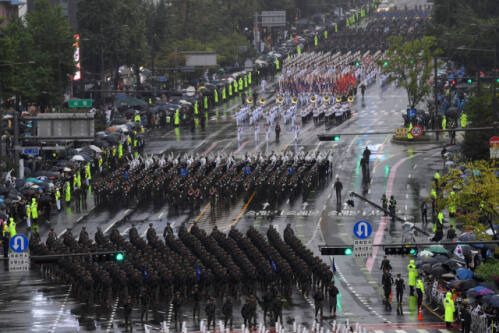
xmin=451 ymin=80 xmax=456 ymax=86
xmin=467 ymin=78 xmax=472 ymax=84
xmin=409 ymin=59 xmax=414 ymax=64
xmin=496 ymin=78 xmax=499 ymax=84
xmin=355 ymin=61 xmax=360 ymax=67
xmin=318 ymin=135 xmax=340 ymax=141
xmin=320 ymin=247 xmax=353 ymax=255
xmin=383 ymin=61 xmax=388 ymax=67
xmin=384 ymin=246 xmax=418 ymax=256
xmin=115 ymin=252 xmax=125 ymax=261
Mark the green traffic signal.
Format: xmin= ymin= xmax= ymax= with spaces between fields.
xmin=355 ymin=61 xmax=360 ymax=67
xmin=409 ymin=248 xmax=417 ymax=256
xmin=320 ymin=247 xmax=353 ymax=255
xmin=333 ymin=135 xmax=340 ymax=141
xmin=467 ymin=78 xmax=472 ymax=84
xmin=115 ymin=252 xmax=124 ymax=261
xmin=383 ymin=61 xmax=388 ymax=66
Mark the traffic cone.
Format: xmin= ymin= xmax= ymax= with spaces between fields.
xmin=417 ymin=307 xmax=423 ymax=321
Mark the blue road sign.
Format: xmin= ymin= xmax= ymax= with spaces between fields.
xmin=180 ymin=167 xmax=188 ymax=177
xmin=10 ymin=234 xmax=29 ymax=253
xmin=408 ymin=108 xmax=417 ymax=119
xmin=353 ymin=220 xmax=372 ymax=239
xmin=22 ymin=148 xmax=39 ymax=155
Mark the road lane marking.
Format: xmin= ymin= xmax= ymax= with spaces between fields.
xmin=105 ymin=297 xmax=120 ymax=333
xmin=104 ymin=209 xmax=132 ymax=234
xmin=48 ymin=285 xmax=72 ymax=333
xmin=366 ymin=154 xmax=416 ymax=272
xmin=188 ymin=203 xmax=212 ymax=231
xmin=223 ymin=192 xmax=256 ymax=229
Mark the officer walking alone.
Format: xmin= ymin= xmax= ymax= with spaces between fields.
xmin=395 ymin=273 xmax=405 ymax=315
xmin=334 ymin=177 xmax=343 ymax=206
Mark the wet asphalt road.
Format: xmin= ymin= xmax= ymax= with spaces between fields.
xmin=0 ymin=77 xmax=460 ymax=332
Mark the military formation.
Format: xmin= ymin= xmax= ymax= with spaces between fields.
xmin=93 ymin=151 xmax=332 ymax=213
xmin=30 ymin=223 xmax=333 ymax=329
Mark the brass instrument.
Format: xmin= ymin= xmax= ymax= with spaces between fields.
xmin=246 ymin=97 xmax=253 ymax=104
xmin=336 ymin=96 xmax=342 ymax=103
xmin=323 ymin=95 xmax=330 ymax=103
xmin=259 ymin=97 xmax=266 ymax=105
xmin=347 ymin=95 xmax=354 ymax=103
xmin=277 ymin=96 xmax=284 ymax=104
xmin=292 ymin=97 xmax=298 ymax=104
xmin=310 ymin=96 xmax=317 ymax=103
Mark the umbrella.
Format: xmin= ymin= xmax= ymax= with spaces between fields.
xmin=71 ymin=155 xmax=86 ymax=162
xmin=402 ymin=222 xmax=414 ymax=231
xmin=467 ymin=286 xmax=487 ymax=297
xmin=428 ymin=246 xmax=449 ymax=255
xmin=478 ymin=282 xmax=497 ymax=290
xmin=89 ymin=145 xmax=103 ymax=153
xmin=442 ymin=260 xmax=463 ymax=271
xmin=430 ymin=265 xmax=447 ymax=277
xmin=476 ymin=288 xmax=494 ymax=297
xmin=483 ymin=295 xmax=499 ymax=307
xmin=422 ymin=263 xmax=432 ymax=274
xmin=113 ymin=96 xmax=147 ymax=108
xmin=452 ymin=280 xmax=478 ymax=291
xmin=456 ymin=268 xmax=473 ymax=280
xmin=441 ymin=273 xmax=456 ymax=279
xmin=458 ymin=233 xmax=476 ymax=242
xmin=418 ymin=250 xmax=434 ymax=257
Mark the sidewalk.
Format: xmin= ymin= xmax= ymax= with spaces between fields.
xmin=18 ymin=191 xmax=97 ymax=241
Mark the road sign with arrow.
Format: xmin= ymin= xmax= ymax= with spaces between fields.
xmin=10 ymin=234 xmax=28 ymax=253
xmin=353 ymin=220 xmax=372 ymax=239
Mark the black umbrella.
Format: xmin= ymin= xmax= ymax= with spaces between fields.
xmin=0 ymin=213 xmax=7 ymax=219
xmin=430 ymin=264 xmax=448 ymax=277
xmin=422 ymin=263 xmax=432 ymax=274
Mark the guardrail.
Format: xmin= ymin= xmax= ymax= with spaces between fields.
xmin=425 ymin=282 xmax=496 ymax=333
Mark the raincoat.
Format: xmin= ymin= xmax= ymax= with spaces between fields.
xmin=444 ymin=292 xmax=455 ymax=323
xmin=408 ymin=260 xmax=417 ymax=287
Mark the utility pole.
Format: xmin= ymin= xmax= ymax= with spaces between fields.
xmin=433 ymin=56 xmax=439 ymax=141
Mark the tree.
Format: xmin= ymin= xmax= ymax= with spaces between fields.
xmin=0 ymin=0 xmax=74 ymax=110
xmin=427 ymin=0 xmax=499 ymax=73
xmin=26 ymin=0 xmax=75 ymax=107
xmin=381 ymin=36 xmax=440 ymax=109
xmin=461 ymin=93 xmax=495 ymax=160
xmin=77 ymin=0 xmax=146 ymax=88
xmin=439 ymin=160 xmax=498 ymax=239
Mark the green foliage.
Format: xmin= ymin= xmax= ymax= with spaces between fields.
xmin=440 ymin=160 xmax=498 ymax=237
xmin=428 ymin=0 xmax=499 ymax=72
xmin=461 ymin=94 xmax=495 ymax=160
xmin=474 ymin=258 xmax=499 ymax=283
xmin=0 ymin=0 xmax=74 ymax=109
xmin=381 ymin=36 xmax=440 ymax=109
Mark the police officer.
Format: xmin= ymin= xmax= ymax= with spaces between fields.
xmin=205 ymin=298 xmax=216 ymax=330
xmin=262 ymin=288 xmax=273 ymax=323
xmin=416 ymin=278 xmax=424 ymax=310
xmin=381 ymin=194 xmax=388 ymax=216
xmin=443 ymin=291 xmax=454 ymax=328
xmin=389 ymin=195 xmax=397 ymax=220
xmin=407 ymin=260 xmax=417 ymax=296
